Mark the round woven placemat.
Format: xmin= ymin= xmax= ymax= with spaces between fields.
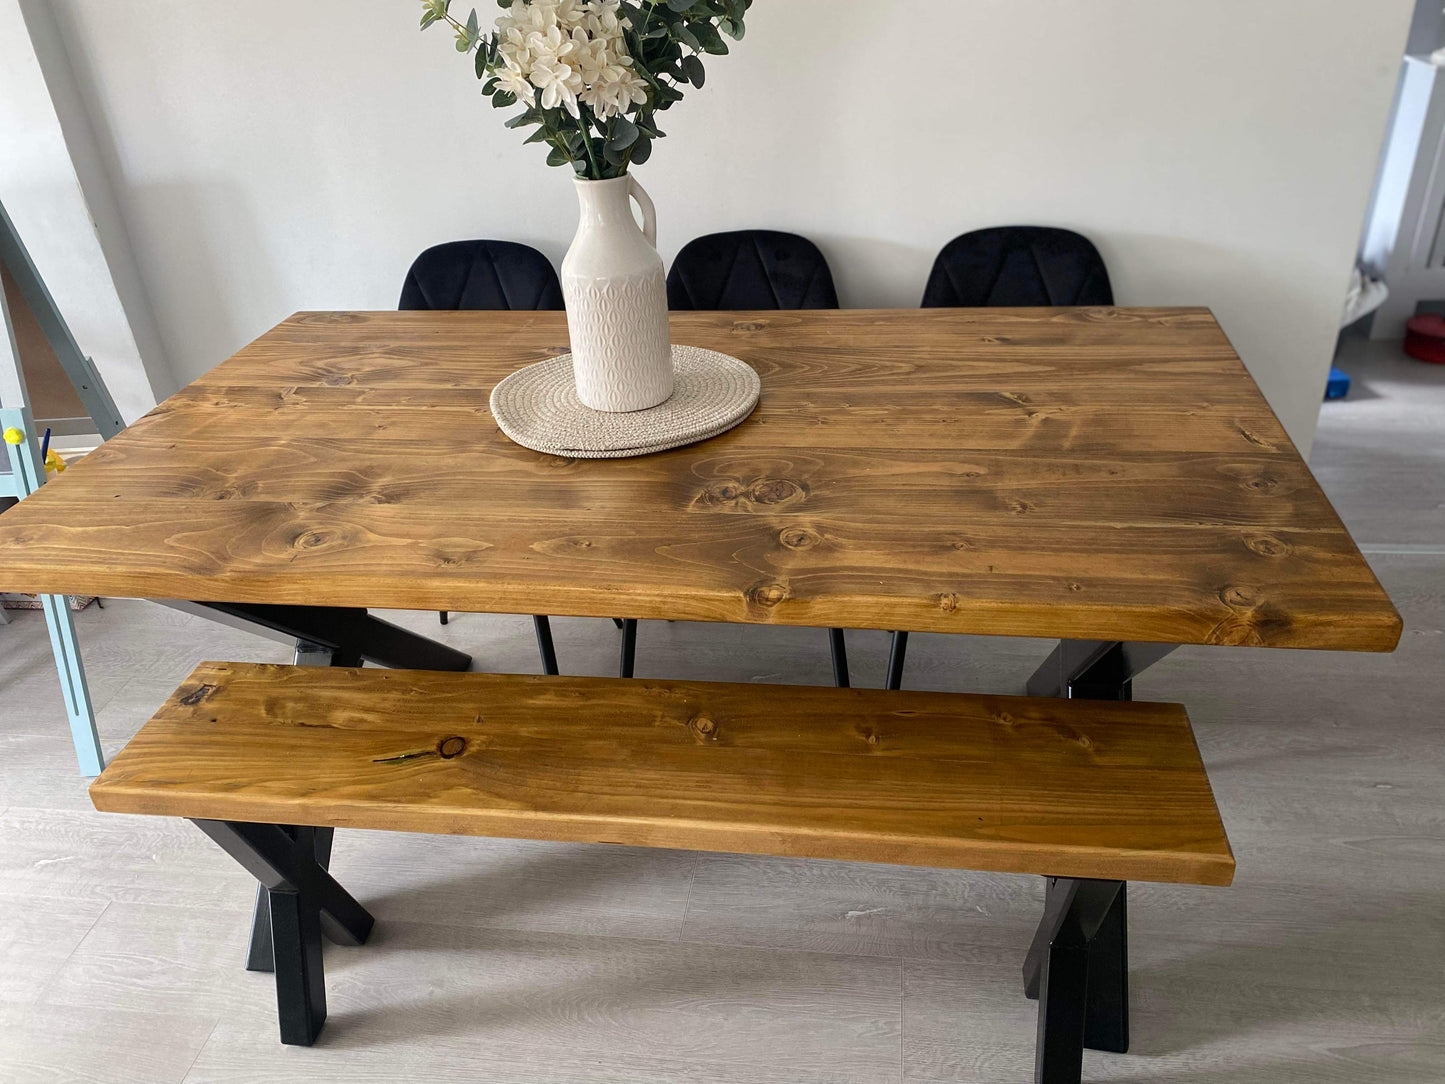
xmin=490 ymin=345 xmax=760 ymax=459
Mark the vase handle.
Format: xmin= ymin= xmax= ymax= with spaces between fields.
xmin=628 ymin=174 xmax=657 ymax=247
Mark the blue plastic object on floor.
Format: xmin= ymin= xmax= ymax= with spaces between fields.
xmin=1325 ymin=367 xmax=1350 ymax=400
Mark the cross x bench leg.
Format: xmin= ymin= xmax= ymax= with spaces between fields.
xmin=1022 ymin=878 xmax=1128 ymax=1083
xmin=193 ymin=819 xmax=374 ymax=1046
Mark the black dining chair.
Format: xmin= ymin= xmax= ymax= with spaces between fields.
xmin=665 ymin=230 xmax=851 ymax=688
xmin=919 ymin=226 xmax=1113 ymax=309
xmin=399 ymin=239 xmax=571 ymax=674
xmin=886 ymin=227 xmax=1114 ymax=690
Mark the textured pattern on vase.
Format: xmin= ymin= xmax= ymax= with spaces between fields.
xmin=563 ymin=267 xmax=674 ymax=412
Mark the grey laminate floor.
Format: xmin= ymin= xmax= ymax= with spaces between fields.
xmin=1 ymin=338 xmax=1441 ymax=1082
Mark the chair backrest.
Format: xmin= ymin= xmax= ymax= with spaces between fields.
xmin=399 ymin=240 xmax=564 ymax=311
xmin=667 ymin=230 xmax=839 ymax=310
xmin=921 ymin=227 xmax=1113 ymax=308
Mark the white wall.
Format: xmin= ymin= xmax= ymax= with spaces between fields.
xmin=44 ymin=0 xmax=1412 ymax=451
xmin=0 ymin=0 xmax=174 ymax=424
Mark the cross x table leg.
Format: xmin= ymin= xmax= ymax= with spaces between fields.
xmin=1025 ymin=640 xmax=1177 ymax=701
xmin=196 ymin=602 xmax=471 ymax=672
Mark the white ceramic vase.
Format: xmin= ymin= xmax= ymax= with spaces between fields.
xmin=561 ymin=175 xmax=674 ymax=412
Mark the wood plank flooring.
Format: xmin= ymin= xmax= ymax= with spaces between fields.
xmin=0 ymin=338 xmax=1439 ymax=1081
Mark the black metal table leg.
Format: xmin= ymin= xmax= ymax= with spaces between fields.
xmin=1025 ymin=878 xmax=1125 ymax=1084
xmin=1025 ymin=640 xmax=1177 ymax=701
xmin=828 ymin=628 xmax=850 ymax=688
xmin=197 ymin=602 xmax=471 ymax=672
xmin=886 ymin=631 xmax=909 ymax=690
xmin=533 ymin=615 xmax=559 ymax=675
xmin=620 ymin=618 xmax=637 ymax=679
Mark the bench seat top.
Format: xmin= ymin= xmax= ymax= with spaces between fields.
xmin=90 ymin=662 xmax=1234 ymax=887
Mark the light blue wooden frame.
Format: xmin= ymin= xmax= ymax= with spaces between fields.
xmin=1 ymin=195 xmax=110 ymax=776
xmin=0 ymin=408 xmax=103 ymax=776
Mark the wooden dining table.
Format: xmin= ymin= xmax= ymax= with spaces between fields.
xmin=0 ymin=307 xmax=1401 ymax=701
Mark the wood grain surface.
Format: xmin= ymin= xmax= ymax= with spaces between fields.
xmin=0 ymin=308 xmax=1401 ymax=648
xmin=90 ymin=662 xmax=1235 ymax=887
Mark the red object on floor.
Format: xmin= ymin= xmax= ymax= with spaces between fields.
xmin=1404 ymin=314 xmax=1445 ymax=363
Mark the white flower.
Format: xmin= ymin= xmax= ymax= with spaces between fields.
xmin=579 ymin=61 xmax=649 ymax=118
xmin=492 ymin=0 xmax=647 ymax=119
xmin=529 ymin=56 xmax=583 ymax=115
xmin=494 ymin=59 xmax=534 ymax=102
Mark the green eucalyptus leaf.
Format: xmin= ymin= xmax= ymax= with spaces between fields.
xmin=681 ymin=54 xmax=705 ymax=86
xmin=607 ymin=115 xmax=640 ymax=151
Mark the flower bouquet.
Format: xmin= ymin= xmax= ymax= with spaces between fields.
xmin=419 ymin=0 xmax=753 ymax=412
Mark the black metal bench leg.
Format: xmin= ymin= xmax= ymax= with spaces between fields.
xmin=195 ymin=819 xmax=374 ymax=1046
xmin=246 ymin=885 xmax=274 ymax=972
xmin=828 ymin=628 xmax=850 ymax=688
xmin=268 ymin=886 xmax=326 ymax=1046
xmin=1084 ymin=883 xmax=1128 ymax=1053
xmin=1023 ymin=878 xmax=1126 ymax=1083
xmin=247 ymin=826 xmax=336 ymax=971
xmin=1036 ymin=912 xmax=1089 ymax=1084
xmin=620 ymin=618 xmax=637 ymax=678
xmin=533 ymin=615 xmax=559 ymax=675
xmin=886 ymin=631 xmax=909 ymax=690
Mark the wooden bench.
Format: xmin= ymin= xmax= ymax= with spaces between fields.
xmin=90 ymin=661 xmax=1234 ymax=1083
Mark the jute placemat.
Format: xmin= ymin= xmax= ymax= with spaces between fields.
xmin=490 ymin=345 xmax=760 ymax=459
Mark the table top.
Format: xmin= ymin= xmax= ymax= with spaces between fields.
xmin=0 ymin=308 xmax=1401 ymax=651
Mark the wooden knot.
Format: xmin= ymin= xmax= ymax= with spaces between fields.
xmin=731 ymin=321 xmax=765 ymax=332
xmin=690 ymin=714 xmax=717 ymax=740
xmin=1236 ymin=425 xmax=1275 ymax=450
xmin=322 ymin=373 xmax=356 ymax=387
xmin=437 ymin=736 xmax=467 ymax=759
xmin=936 ymin=592 xmax=960 ymax=613
xmin=746 ymin=581 xmax=789 ymax=608
xmin=1245 ymin=534 xmax=1291 ymax=558
xmin=1006 ymin=498 xmax=1034 ymax=514
xmin=1243 ymin=474 xmax=1279 ymax=493
xmin=748 ymin=478 xmax=805 ymax=505
xmin=694 ymin=481 xmax=742 ymax=508
xmin=1220 ymin=585 xmax=1259 ymax=608
xmin=779 ymin=526 xmax=820 ymax=550
xmin=179 ymin=683 xmax=217 ymax=707
xmin=294 ymin=529 xmax=337 ymax=550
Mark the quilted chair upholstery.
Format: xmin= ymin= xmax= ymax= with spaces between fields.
xmin=399 ymin=240 xmax=564 ymax=311
xmin=667 ymin=230 xmax=839 ymax=311
xmin=921 ymin=227 xmax=1113 ymax=308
